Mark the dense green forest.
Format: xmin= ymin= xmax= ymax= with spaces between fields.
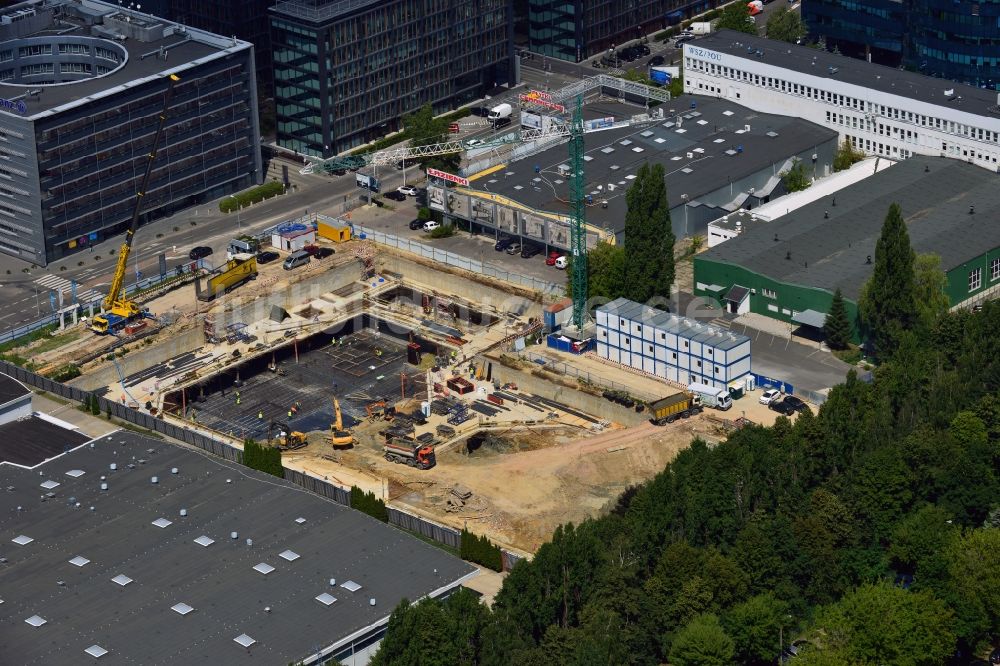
xmin=372 ymin=208 xmax=1000 ymax=666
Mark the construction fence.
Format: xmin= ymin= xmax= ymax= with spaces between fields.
xmin=349 ymin=223 xmax=563 ymax=295
xmin=0 ymin=360 xmax=524 ymax=571
xmin=517 ymin=349 xmax=637 ymax=394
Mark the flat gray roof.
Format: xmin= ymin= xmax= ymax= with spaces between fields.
xmin=0 ymin=416 xmax=89 ymax=467
xmin=0 ymin=430 xmax=474 ymax=664
xmin=271 ymin=0 xmax=381 ymax=24
xmin=0 ymin=2 xmax=250 ymax=118
xmin=696 ymin=30 xmax=1000 ymax=118
xmin=471 ymin=97 xmax=837 ymax=234
xmin=599 ymin=297 xmax=750 ymax=351
xmin=700 ymin=155 xmax=1000 ymax=300
xmin=0 ymin=371 xmax=29 ymax=405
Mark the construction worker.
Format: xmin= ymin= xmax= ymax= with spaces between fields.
xmin=235 ymin=393 xmax=241 ymax=405
xmin=257 ymin=410 xmax=263 ymax=420
xmin=287 ymin=409 xmax=293 ymax=419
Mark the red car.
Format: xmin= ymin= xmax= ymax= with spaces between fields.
xmin=545 ymin=250 xmax=561 ymax=266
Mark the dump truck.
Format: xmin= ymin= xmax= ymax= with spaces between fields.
xmin=383 ymin=439 xmax=436 ymax=469
xmin=650 ymin=392 xmax=703 ymax=425
xmin=195 ymin=254 xmax=257 ymax=301
xmin=687 ymin=383 xmax=733 ymax=411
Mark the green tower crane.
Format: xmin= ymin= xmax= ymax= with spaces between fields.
xmin=568 ymin=94 xmax=587 ymax=330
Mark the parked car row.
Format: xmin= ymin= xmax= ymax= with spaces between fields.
xmin=492 ymin=235 xmax=568 ymax=266
xmin=760 ymin=389 xmax=810 ymax=415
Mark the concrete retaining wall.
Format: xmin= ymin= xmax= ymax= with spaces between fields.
xmin=70 ymin=326 xmax=205 ymax=392
xmin=488 ymin=357 xmax=647 ymax=427
xmin=214 ymin=260 xmax=361 ymax=329
xmin=381 ymin=254 xmax=544 ymax=319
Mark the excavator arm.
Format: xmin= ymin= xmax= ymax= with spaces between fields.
xmin=100 ymin=73 xmax=181 ymax=318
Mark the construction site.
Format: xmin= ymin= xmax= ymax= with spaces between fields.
xmin=5 ymin=75 xmax=792 ymax=555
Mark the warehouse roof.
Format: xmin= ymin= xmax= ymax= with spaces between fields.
xmin=599 ymin=297 xmax=750 ymax=351
xmin=469 ymin=97 xmax=838 ymax=234
xmin=0 ymin=416 xmax=89 ymax=467
xmin=699 ymin=156 xmax=1000 ymax=300
xmin=0 ymin=0 xmax=250 ymax=119
xmin=695 ymin=30 xmax=1000 ymax=118
xmin=0 ymin=371 xmax=29 ymax=405
xmin=0 ymin=430 xmax=475 ymax=664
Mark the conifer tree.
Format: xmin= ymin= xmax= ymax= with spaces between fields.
xmin=824 ymin=288 xmax=851 ymax=350
xmin=858 ymin=203 xmax=915 ymax=359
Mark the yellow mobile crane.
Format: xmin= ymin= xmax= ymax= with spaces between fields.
xmin=91 ymin=74 xmax=180 ymax=335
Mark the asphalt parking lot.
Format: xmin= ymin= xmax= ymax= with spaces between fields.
xmin=347 ymin=199 xmax=570 ymax=286
xmin=728 ymin=321 xmax=852 ymax=395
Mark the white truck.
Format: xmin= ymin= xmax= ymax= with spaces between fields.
xmin=689 ymin=21 xmax=716 ymax=35
xmin=487 ymin=103 xmax=513 ymax=127
xmin=687 ymin=383 xmax=733 ymax=411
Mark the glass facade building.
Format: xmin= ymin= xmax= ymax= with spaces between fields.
xmin=270 ymin=0 xmax=514 ymax=158
xmin=804 ymin=0 xmax=1000 ymax=88
xmin=0 ymin=0 xmax=261 ymax=266
xmin=528 ymin=0 xmax=718 ymax=62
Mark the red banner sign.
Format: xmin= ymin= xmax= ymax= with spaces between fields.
xmin=427 ymin=168 xmax=469 ymax=186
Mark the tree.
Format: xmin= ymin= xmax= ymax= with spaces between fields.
xmin=858 ymin=203 xmax=916 ymax=360
xmin=668 ymin=613 xmax=736 ymax=666
xmin=402 ymin=103 xmax=459 ymax=171
xmin=582 ymin=241 xmax=626 ymax=301
xmin=716 ymin=2 xmax=756 ymax=34
xmin=824 ymin=288 xmax=851 ymax=350
xmin=833 ymin=139 xmax=865 ymax=172
xmin=622 ymin=163 xmax=675 ymax=303
xmin=766 ymin=6 xmax=807 ymax=44
xmin=799 ymin=581 xmax=956 ymax=666
xmin=913 ymin=253 xmax=950 ymax=330
xmin=944 ymin=528 xmax=1000 ymax=650
xmin=417 ymin=206 xmax=432 ymax=222
xmin=780 ymin=159 xmax=810 ymax=192
xmin=723 ymin=593 xmax=790 ymax=666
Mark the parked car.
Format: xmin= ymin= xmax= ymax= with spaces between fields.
xmin=770 ymin=395 xmax=810 ymax=415
xmin=505 ymin=242 xmax=522 ymax=255
xmin=495 ymin=236 xmax=515 ymax=251
xmin=675 ymin=35 xmax=696 ymax=46
xmin=759 ymin=388 xmax=781 ymax=405
xmin=638 ymin=44 xmax=651 ymax=56
xmin=409 ymin=218 xmax=424 ymax=230
xmin=423 ymin=220 xmax=440 ymax=232
xmin=650 ymin=55 xmax=665 ymax=67
xmin=189 ymin=246 xmax=213 ymax=260
xmin=255 ymin=250 xmax=279 ymax=264
xmin=466 ymin=138 xmax=486 ymax=148
xmin=398 ymin=185 xmax=418 ymax=196
xmin=520 ymin=244 xmax=543 ymax=259
xmin=313 ymin=247 xmax=335 ymax=259
xmin=554 ymin=256 xmax=568 ymax=269
xmin=545 ymin=250 xmax=561 ymax=266
xmin=384 ymin=190 xmax=406 ymax=201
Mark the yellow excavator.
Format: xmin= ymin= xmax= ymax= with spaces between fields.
xmin=328 ymin=397 xmax=354 ymax=448
xmin=268 ymin=420 xmax=308 ymax=450
xmin=91 ymin=74 xmax=181 ymax=335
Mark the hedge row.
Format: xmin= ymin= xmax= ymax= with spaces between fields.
xmin=218 ymin=181 xmax=285 ymax=213
xmin=242 ymin=439 xmax=284 ymax=478
xmin=459 ymin=528 xmax=503 ymax=572
xmin=351 ymin=486 xmax=389 ymax=522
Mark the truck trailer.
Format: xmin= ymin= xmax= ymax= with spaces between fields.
xmin=650 ymin=392 xmax=703 ymax=425
xmin=384 ymin=440 xmax=436 ymax=469
xmin=195 ymin=254 xmax=258 ymax=301
xmin=687 ymin=383 xmax=733 ymax=411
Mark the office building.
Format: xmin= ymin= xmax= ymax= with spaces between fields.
xmin=684 ymin=31 xmax=1000 ymax=173
xmin=802 ymin=0 xmax=1000 ymax=88
xmin=527 ymin=0 xmax=717 ymax=62
xmin=0 ymin=0 xmax=261 ymax=267
xmin=596 ymin=298 xmax=752 ymax=390
xmin=693 ymin=157 xmax=1000 ymax=340
xmin=169 ymin=0 xmax=274 ymax=96
xmin=269 ymin=0 xmax=514 ymax=158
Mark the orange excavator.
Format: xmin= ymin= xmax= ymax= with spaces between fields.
xmin=365 ymin=399 xmax=394 ymax=422
xmin=328 ymin=397 xmax=354 ymax=448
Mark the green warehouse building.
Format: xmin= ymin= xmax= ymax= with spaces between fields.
xmin=693 ymin=156 xmax=1000 ymax=341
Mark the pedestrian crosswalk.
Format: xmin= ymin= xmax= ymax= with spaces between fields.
xmin=34 ymin=274 xmax=102 ymax=303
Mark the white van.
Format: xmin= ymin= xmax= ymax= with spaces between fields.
xmin=283 ymin=249 xmax=311 ymax=270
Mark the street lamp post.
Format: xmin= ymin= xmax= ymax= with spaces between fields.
xmin=228 ymin=195 xmax=242 ymax=233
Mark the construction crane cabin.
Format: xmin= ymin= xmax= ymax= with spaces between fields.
xmin=90 ymin=73 xmax=181 ymax=335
